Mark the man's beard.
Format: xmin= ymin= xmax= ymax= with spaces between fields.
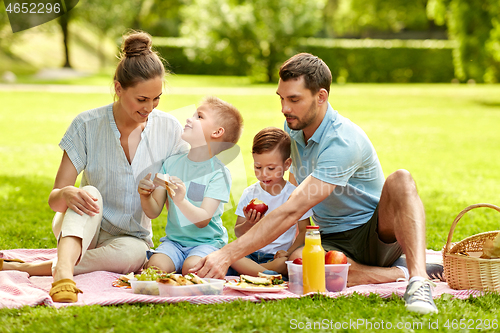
xmin=286 ymin=100 xmax=318 ymax=131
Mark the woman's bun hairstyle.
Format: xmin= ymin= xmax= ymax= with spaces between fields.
xmin=123 ymin=32 xmax=153 ymax=58
xmin=114 ymin=30 xmax=167 ymax=89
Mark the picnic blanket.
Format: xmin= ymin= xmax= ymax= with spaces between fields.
xmin=0 ymin=249 xmax=482 ymax=309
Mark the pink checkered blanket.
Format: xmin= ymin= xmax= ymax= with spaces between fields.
xmin=0 ymin=249 xmax=481 ymax=309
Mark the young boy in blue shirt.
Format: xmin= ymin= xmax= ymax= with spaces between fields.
xmin=138 ymin=96 xmax=243 ymax=275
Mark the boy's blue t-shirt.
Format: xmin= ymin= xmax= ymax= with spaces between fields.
xmin=285 ymin=103 xmax=384 ymax=234
xmin=160 ymin=153 xmax=230 ymax=248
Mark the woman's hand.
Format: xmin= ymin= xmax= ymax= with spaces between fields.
xmin=138 ymin=173 xmax=155 ymax=196
xmin=60 ymin=186 xmax=100 ymax=216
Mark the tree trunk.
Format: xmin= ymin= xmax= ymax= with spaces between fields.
xmin=60 ymin=12 xmax=71 ymax=68
xmin=266 ymin=46 xmax=277 ymax=83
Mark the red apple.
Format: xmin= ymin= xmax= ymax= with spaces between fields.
xmin=326 ymin=275 xmax=345 ymax=292
xmin=245 ymin=198 xmax=269 ymax=215
xmin=325 ymin=251 xmax=347 ymax=265
xmin=292 ymin=258 xmax=303 ymax=265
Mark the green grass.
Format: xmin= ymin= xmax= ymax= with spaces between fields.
xmin=12 ymin=70 xmax=256 ymax=88
xmin=2 ymin=294 xmax=500 ymax=332
xmin=1 ymin=78 xmax=500 ymax=331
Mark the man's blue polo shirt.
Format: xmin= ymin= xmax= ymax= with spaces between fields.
xmin=285 ymin=103 xmax=384 ymax=234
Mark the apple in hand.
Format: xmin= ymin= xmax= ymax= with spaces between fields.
xmin=292 ymin=258 xmax=303 ymax=265
xmin=325 ymin=251 xmax=347 ymax=264
xmin=245 ymin=198 xmax=269 ymax=215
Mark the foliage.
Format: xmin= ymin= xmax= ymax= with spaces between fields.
xmin=295 ymin=38 xmax=455 ymax=83
xmin=180 ymin=0 xmax=327 ymax=82
xmin=331 ymin=0 xmax=431 ymax=37
xmin=155 ymin=38 xmax=456 ymax=82
xmin=428 ymin=0 xmax=500 ymax=82
xmin=139 ymin=0 xmax=186 ymax=37
xmin=77 ymin=0 xmax=141 ymax=37
xmin=74 ymin=0 xmax=144 ymax=67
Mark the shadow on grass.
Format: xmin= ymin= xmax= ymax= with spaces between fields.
xmin=476 ymin=100 xmax=500 ymax=108
xmin=0 ymin=175 xmax=56 ymax=249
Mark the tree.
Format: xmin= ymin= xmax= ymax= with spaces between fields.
xmin=58 ymin=0 xmax=79 ymax=68
xmin=60 ymin=12 xmax=72 ymax=68
xmin=330 ymin=0 xmax=430 ymax=37
xmin=77 ymin=0 xmax=144 ymax=68
xmin=428 ymin=0 xmax=500 ymax=82
xmin=139 ymin=0 xmax=185 ymax=37
xmin=180 ymin=0 xmax=327 ymax=82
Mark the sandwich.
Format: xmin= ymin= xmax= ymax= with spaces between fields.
xmin=238 ymin=273 xmax=285 ymax=286
xmin=112 ymin=272 xmax=135 ymax=287
xmin=185 ymin=273 xmax=207 ymax=285
xmin=156 ymin=273 xmax=207 ymax=286
xmin=153 ymin=173 xmax=178 ymax=197
xmin=258 ymin=272 xmax=284 ymax=285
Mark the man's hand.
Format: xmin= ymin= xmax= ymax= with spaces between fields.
xmin=138 ymin=173 xmax=155 ymax=196
xmin=189 ymin=249 xmax=231 ymax=279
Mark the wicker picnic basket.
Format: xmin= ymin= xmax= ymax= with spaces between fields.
xmin=443 ymin=203 xmax=500 ymax=291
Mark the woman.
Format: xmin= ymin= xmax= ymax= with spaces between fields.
xmin=0 ymin=31 xmax=188 ymax=302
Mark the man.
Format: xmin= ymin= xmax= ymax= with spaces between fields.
xmin=191 ymin=53 xmax=438 ymax=314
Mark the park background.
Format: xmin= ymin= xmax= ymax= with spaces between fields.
xmin=1 ymin=0 xmax=499 ymax=84
xmin=1 ymin=0 xmax=500 ymax=332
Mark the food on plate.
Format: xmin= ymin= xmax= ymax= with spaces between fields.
xmin=157 ymin=277 xmax=180 ymax=286
xmin=325 ymin=250 xmax=348 ymax=264
xmin=244 ymin=198 xmax=269 ymax=215
xmin=185 ymin=273 xmax=208 ymax=285
xmin=115 ymin=267 xmax=214 ymax=296
xmin=135 ymin=266 xmax=164 ymax=281
xmin=153 ymin=173 xmax=178 ymax=197
xmin=158 ymin=276 xmax=224 ymax=296
xmin=240 ymin=274 xmax=272 ymax=285
xmin=156 ymin=273 xmax=207 ymax=286
xmin=112 ymin=272 xmax=135 ymax=288
xmin=171 ymin=274 xmax=194 ymax=285
xmin=292 ymin=258 xmax=303 ymax=265
xmin=231 ymin=273 xmax=286 ymax=289
xmin=258 ymin=272 xmax=284 ymax=285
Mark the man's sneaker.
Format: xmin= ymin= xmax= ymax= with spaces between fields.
xmin=392 ymin=257 xmax=445 ymax=281
xmin=403 ymin=279 xmax=439 ymax=314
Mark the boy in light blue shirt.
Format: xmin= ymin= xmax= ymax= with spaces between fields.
xmin=138 ymin=96 xmax=243 ymax=275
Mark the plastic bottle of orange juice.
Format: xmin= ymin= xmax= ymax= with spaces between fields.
xmin=302 ymin=225 xmax=325 ymax=293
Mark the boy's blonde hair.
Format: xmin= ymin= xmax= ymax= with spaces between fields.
xmin=202 ymin=96 xmax=243 ymax=144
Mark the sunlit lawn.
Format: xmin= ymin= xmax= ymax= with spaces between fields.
xmin=1 ymin=76 xmax=500 ymax=331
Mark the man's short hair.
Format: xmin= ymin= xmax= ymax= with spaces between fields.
xmin=252 ymin=127 xmax=291 ymax=161
xmin=202 ymin=96 xmax=243 ymax=144
xmin=279 ymin=53 xmax=332 ymax=94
